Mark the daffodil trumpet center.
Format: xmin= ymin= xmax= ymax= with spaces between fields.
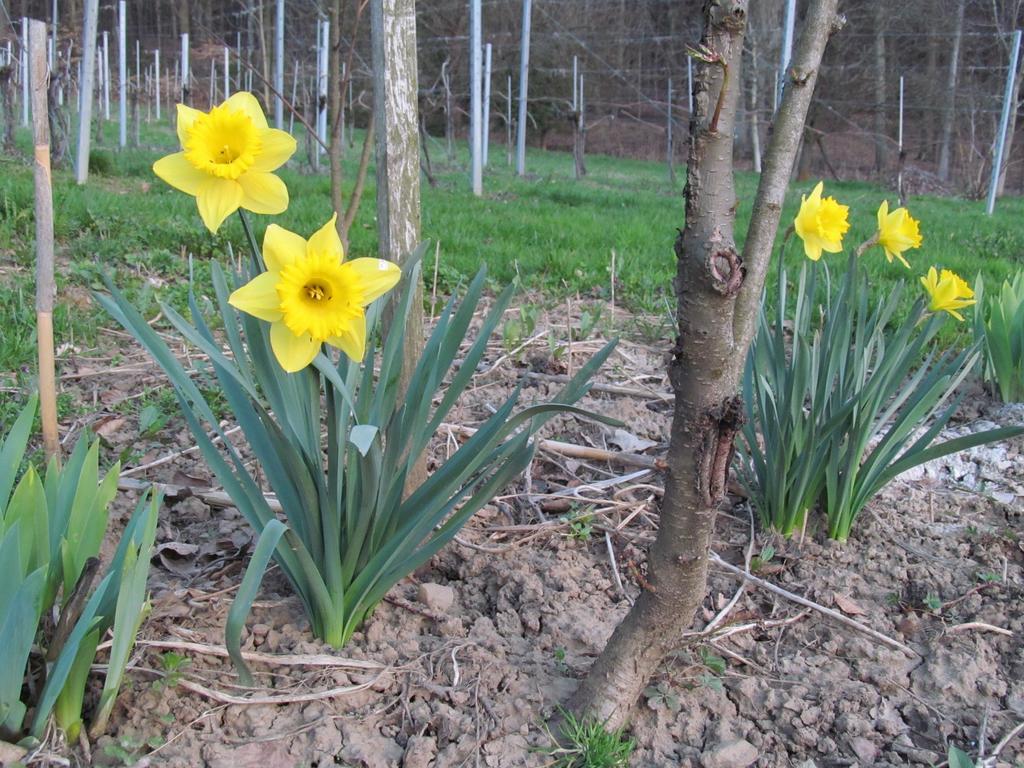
xmin=183 ymin=104 xmax=262 ymax=180
xmin=277 ymin=254 xmax=364 ymax=341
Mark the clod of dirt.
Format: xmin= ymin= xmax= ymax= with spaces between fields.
xmin=701 ymin=738 xmax=759 ymax=768
xmin=418 ymin=582 xmax=456 ymax=612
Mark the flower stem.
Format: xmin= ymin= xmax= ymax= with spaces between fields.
xmin=237 ymin=210 xmax=265 ymax=274
xmin=853 ymin=234 xmax=878 ymax=259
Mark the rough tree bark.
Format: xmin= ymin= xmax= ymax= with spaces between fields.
xmin=567 ymin=0 xmax=842 ymax=730
xmin=329 ymin=0 xmax=346 ymax=237
xmin=370 ymin=0 xmax=428 ymax=493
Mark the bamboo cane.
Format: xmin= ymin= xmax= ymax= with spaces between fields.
xmin=29 ymin=18 xmax=60 ymax=463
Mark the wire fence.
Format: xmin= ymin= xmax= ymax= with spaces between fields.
xmin=0 ymin=0 xmax=1021 ymax=197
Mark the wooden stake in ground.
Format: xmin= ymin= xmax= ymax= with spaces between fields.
xmin=29 ymin=18 xmax=59 ymax=463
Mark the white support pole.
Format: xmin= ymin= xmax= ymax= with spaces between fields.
xmin=118 ymin=0 xmax=126 ymax=148
xmin=51 ymin=0 xmax=58 ymax=63
xmin=470 ymin=0 xmax=482 ymax=195
xmin=180 ymin=32 xmax=189 ymax=103
xmin=154 ymin=48 xmax=161 ymax=120
xmin=57 ymin=38 xmax=65 ymax=105
xmin=223 ymin=46 xmax=230 ymax=98
xmin=102 ymin=30 xmax=110 ymax=120
xmin=483 ymin=42 xmax=492 ymax=167
xmin=666 ymin=77 xmax=674 ymax=180
xmin=686 ymin=57 xmax=693 ymax=115
xmin=896 ymin=74 xmax=905 ymax=199
xmin=21 ymin=18 xmax=29 ymax=126
xmin=347 ymin=69 xmax=354 ymax=144
xmin=340 ymin=61 xmax=347 ymax=147
xmin=314 ymin=18 xmax=321 ymax=164
xmin=236 ymin=32 xmax=242 ymax=91
xmin=506 ymin=73 xmax=512 ymax=165
xmin=135 ymin=39 xmax=140 ymax=88
xmin=572 ymin=54 xmax=578 ymax=111
xmin=98 ymin=48 xmax=104 ymax=114
xmin=75 ymin=0 xmax=99 ymax=184
xmin=776 ymin=0 xmax=796 ymax=111
xmin=987 ymin=29 xmax=1022 ymax=215
xmin=210 ymin=57 xmax=217 ymax=104
xmin=289 ymin=58 xmax=298 ymax=133
xmin=318 ymin=19 xmax=329 ymax=159
xmin=515 ymin=0 xmax=532 ymax=176
xmin=897 ymin=75 xmax=904 ymax=151
xmin=275 ymin=0 xmax=285 ymax=128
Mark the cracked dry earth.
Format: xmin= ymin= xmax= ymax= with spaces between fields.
xmin=49 ymin=321 xmax=1024 ymax=768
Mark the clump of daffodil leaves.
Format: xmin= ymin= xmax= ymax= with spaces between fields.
xmin=738 ymin=181 xmax=1021 ymax=542
xmin=99 ymin=93 xmax=617 ymax=677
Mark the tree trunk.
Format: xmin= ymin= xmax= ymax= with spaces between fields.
xmin=257 ymin=0 xmax=272 ymax=111
xmin=872 ymin=1 xmax=888 ymax=176
xmin=329 ymin=0 xmax=345 ymax=236
xmin=938 ymin=0 xmax=964 ymax=182
xmin=567 ymin=0 xmax=842 ymax=731
xmin=370 ymin=0 xmax=428 ymax=494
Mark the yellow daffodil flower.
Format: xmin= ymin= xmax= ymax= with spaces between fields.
xmin=920 ymin=267 xmax=975 ymax=321
xmin=793 ymin=181 xmax=850 ymax=261
xmin=228 ymin=214 xmax=401 ymax=372
xmin=876 ymin=200 xmax=922 ymax=268
xmin=153 ymin=92 xmax=297 ymax=233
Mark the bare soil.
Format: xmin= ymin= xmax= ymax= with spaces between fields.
xmin=34 ymin=306 xmax=1024 ymax=768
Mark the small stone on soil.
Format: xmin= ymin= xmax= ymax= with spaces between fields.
xmin=849 ymin=736 xmax=879 ymax=764
xmin=418 ymin=582 xmax=455 ymax=611
xmin=702 ymin=738 xmax=759 ymax=768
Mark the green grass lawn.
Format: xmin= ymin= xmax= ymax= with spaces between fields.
xmin=1 ymin=116 xmax=1023 ymax=419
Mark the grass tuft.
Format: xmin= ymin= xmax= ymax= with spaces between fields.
xmin=540 ymin=707 xmax=636 ymax=768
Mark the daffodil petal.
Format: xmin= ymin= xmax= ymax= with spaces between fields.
xmin=176 ymin=104 xmax=204 ymax=147
xmin=228 ymin=272 xmax=282 ymax=322
xmin=196 ymin=177 xmax=243 ymax=233
xmin=263 ymin=224 xmax=307 ymax=272
xmin=306 ymin=213 xmax=343 ymax=260
xmin=153 ymin=152 xmax=207 ymax=195
xmin=343 ymin=258 xmax=402 ymax=304
xmin=802 ymin=239 xmax=823 ymax=261
xmin=251 ymin=128 xmax=298 ymax=172
xmin=223 ymin=92 xmax=270 ymax=130
xmin=238 ymin=172 xmax=289 ymax=215
xmin=270 ymin=322 xmax=320 ymax=372
xmin=327 ymin=313 xmax=366 ymax=361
